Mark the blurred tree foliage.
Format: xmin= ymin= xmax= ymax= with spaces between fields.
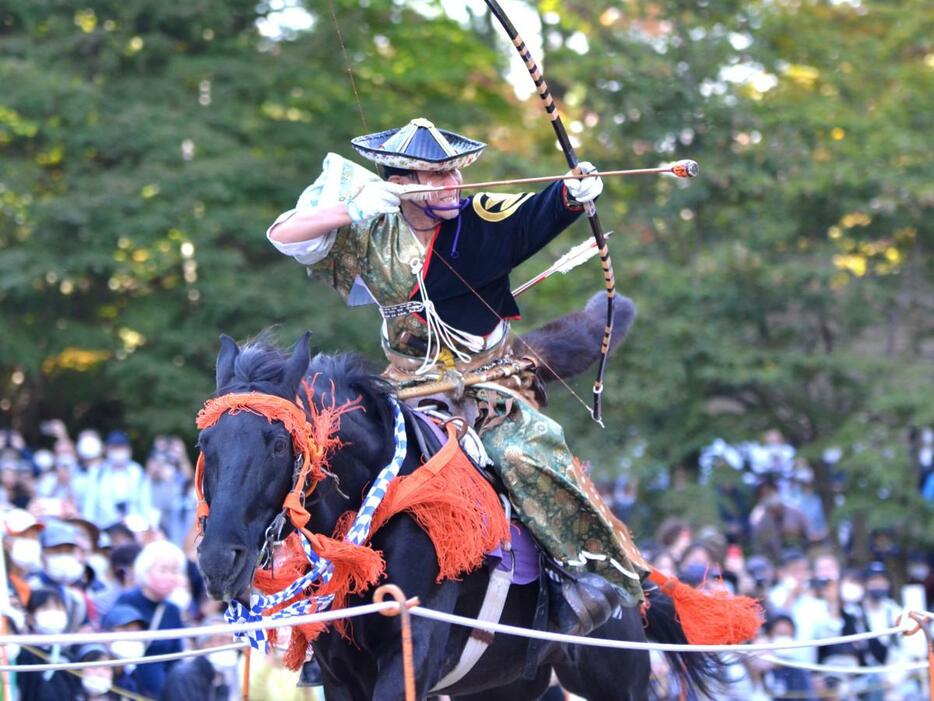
xmin=1 ymin=1 xmax=931 ymax=552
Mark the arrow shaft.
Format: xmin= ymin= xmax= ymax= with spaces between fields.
xmin=400 ymin=164 xmax=696 ymax=199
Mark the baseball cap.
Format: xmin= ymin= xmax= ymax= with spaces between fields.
xmin=76 ymin=643 xmax=111 ymax=661
xmin=101 ymin=604 xmax=147 ymax=630
xmin=4 ymin=509 xmax=44 ymax=537
xmin=40 ymin=519 xmax=81 ymax=549
xmin=105 ymin=431 xmax=131 ymax=447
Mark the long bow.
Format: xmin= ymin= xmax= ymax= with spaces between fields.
xmin=483 ymin=0 xmax=615 ymax=425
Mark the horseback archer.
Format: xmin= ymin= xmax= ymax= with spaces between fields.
xmin=267 ymin=118 xmax=646 ymax=634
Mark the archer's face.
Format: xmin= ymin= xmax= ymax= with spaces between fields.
xmin=415 ymin=168 xmax=463 ymax=219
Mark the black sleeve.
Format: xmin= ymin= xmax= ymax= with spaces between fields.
xmin=509 ymin=181 xmax=585 ymax=267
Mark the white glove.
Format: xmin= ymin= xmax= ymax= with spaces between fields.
xmin=565 ymin=161 xmax=603 ymax=203
xmin=347 ymin=180 xmax=404 ymax=223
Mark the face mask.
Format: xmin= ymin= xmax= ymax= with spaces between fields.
xmin=167 ymin=587 xmax=192 ymax=611
xmin=76 ymin=436 xmax=102 ymax=460
xmin=33 ymin=451 xmax=54 ymax=471
xmin=208 ymin=649 xmax=240 ymax=670
xmin=840 ymin=581 xmax=865 ymax=603
xmin=82 ymin=675 xmax=113 ymax=696
xmin=10 ymin=538 xmax=42 ymax=571
xmin=107 ymin=449 xmax=131 ymax=466
xmin=34 ymin=609 xmax=68 ymax=635
xmin=111 ymin=640 xmax=146 ymax=660
xmin=867 ymin=587 xmax=890 ymax=601
xmin=45 ymin=553 xmax=85 ymax=584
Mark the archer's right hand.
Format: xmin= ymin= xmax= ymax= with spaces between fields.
xmin=347 ymin=181 xmax=405 ymax=223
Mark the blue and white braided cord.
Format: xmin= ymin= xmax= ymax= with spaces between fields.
xmin=225 ymin=398 xmax=407 ymax=652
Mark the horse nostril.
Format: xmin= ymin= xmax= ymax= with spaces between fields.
xmin=230 ymin=545 xmax=247 ymax=576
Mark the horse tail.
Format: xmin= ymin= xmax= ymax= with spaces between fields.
xmin=641 ymin=587 xmax=725 ymax=698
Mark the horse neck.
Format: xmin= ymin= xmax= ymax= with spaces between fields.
xmin=301 ymin=388 xmax=400 ymax=537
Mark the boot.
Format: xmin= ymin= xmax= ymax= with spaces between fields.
xmin=551 ymin=572 xmax=624 ymax=636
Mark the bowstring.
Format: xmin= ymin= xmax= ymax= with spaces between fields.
xmin=324 ymin=5 xmax=594 ymax=419
xmin=429 ymin=248 xmax=596 ymax=418
xmin=326 ymin=0 xmax=368 ymax=132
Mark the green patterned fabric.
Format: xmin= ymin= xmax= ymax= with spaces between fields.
xmin=476 ymin=388 xmax=645 ymax=604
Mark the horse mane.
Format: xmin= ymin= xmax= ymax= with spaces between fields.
xmin=306 ymin=352 xmax=395 ymax=407
xmin=220 ymin=336 xmax=290 ymax=395
xmin=220 ymin=331 xmax=395 ymax=437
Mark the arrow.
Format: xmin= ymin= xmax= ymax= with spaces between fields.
xmin=512 ymin=232 xmax=615 ymax=298
xmin=399 ymin=161 xmax=699 ymax=200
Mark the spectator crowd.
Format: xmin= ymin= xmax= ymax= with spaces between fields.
xmin=0 ymin=423 xmax=314 ymax=701
xmin=612 ymin=429 xmax=933 ymax=701
xmin=0 ymin=418 xmax=931 ymax=701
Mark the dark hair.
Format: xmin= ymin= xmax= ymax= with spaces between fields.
xmin=27 ymin=587 xmax=66 ymax=613
xmin=656 ymin=517 xmax=691 ymax=548
xmin=110 ymin=543 xmax=143 ymax=586
xmin=105 ymin=523 xmax=136 ymax=545
xmin=381 ymin=165 xmax=416 ymax=180
xmin=765 ymin=612 xmax=796 ymax=635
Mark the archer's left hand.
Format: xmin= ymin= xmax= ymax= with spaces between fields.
xmin=565 ymin=161 xmax=603 ymax=203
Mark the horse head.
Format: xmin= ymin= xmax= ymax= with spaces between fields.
xmin=196 ymin=332 xmax=397 ymax=603
xmin=196 ymin=332 xmax=312 ymax=601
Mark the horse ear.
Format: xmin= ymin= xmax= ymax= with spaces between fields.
xmin=281 ymin=331 xmax=312 ymax=394
xmin=216 ymin=334 xmax=239 ymax=390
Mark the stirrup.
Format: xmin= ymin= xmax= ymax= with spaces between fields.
xmin=551 ymin=572 xmax=623 ymax=637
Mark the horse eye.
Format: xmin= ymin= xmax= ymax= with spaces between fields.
xmin=273 ymin=438 xmax=288 ymax=455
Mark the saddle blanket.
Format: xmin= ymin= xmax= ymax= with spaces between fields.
xmin=413 ymin=409 xmax=540 ymax=585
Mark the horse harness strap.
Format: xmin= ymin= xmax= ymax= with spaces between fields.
xmin=430 ymin=495 xmax=516 ymax=695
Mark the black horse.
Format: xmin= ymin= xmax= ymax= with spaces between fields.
xmin=196 ymin=299 xmax=722 ymax=700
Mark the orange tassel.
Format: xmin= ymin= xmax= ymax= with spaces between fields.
xmin=648 ymin=568 xmax=763 ymax=644
xmin=281 ymin=626 xmax=312 ymax=671
xmin=371 ymin=432 xmax=510 ymax=582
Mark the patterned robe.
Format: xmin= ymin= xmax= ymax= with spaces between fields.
xmin=269 ymin=154 xmax=646 ymax=601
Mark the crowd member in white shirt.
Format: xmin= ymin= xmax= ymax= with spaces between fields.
xmin=82 ymin=431 xmax=153 ymax=528
xmin=74 ymin=429 xmax=105 ymax=510
xmin=769 ymin=549 xmax=848 ymax=665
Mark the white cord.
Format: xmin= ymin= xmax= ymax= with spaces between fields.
xmin=754 ymin=653 xmax=928 ymax=676
xmin=0 ymin=600 xmax=397 ymax=647
xmin=0 ymin=642 xmax=247 ymax=673
xmin=407 ymin=606 xmax=916 ymax=654
xmin=406 ymin=235 xmax=485 ymax=374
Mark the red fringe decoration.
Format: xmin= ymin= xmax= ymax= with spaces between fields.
xmin=369 ymin=426 xmax=510 ymax=584
xmin=249 ymin=422 xmax=509 ymax=669
xmin=648 ymin=568 xmax=763 ymax=644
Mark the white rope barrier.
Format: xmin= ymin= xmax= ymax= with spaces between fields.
xmin=0 ymin=642 xmax=247 ymax=673
xmin=407 ymin=606 xmax=921 ymax=654
xmin=755 ymin=654 xmax=928 ymax=676
xmin=0 ymin=600 xmax=397 ymax=647
xmin=0 ymin=597 xmax=929 ymax=676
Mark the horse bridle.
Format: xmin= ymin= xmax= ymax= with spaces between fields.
xmin=194 ymin=387 xmax=340 ymax=552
